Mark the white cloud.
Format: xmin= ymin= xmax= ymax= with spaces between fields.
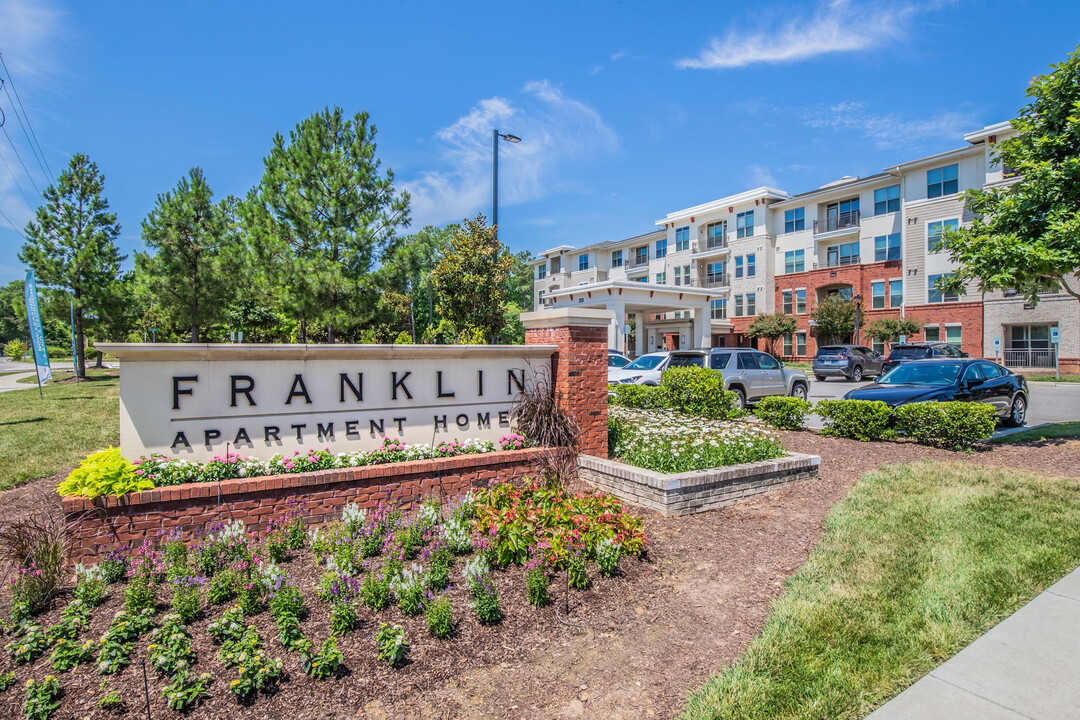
xmin=798 ymin=101 xmax=977 ymax=150
xmin=677 ymin=0 xmax=924 ymax=70
xmin=745 ymin=164 xmax=777 ymax=187
xmin=405 ymin=80 xmax=617 ymax=228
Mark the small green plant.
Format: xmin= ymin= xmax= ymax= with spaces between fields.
xmin=163 ymin=670 xmax=213 ymax=711
xmin=375 ymin=623 xmax=408 ymax=667
xmin=73 ymin=563 xmax=107 ymax=607
xmin=50 ymin=637 xmax=95 ymax=672
xmin=610 ymin=382 xmax=668 ymax=410
xmin=568 ymin=552 xmax=589 ymax=590
xmin=123 ymin=576 xmax=157 ymax=614
xmin=170 ymin=577 xmax=202 ymax=623
xmin=228 ymin=649 xmax=283 ymax=699
xmin=237 ymin=581 xmax=265 ymax=616
xmin=276 ymin=615 xmax=306 ymax=651
xmin=5 ymin=624 xmax=50 ymax=663
xmin=97 ymin=679 xmax=123 ymax=711
xmin=265 ymin=530 xmax=288 ymax=563
xmin=596 ymin=538 xmax=622 ymax=578
xmin=302 ymin=635 xmax=344 ymax=679
xmin=526 ymin=567 xmax=550 ymax=607
xmin=426 ymin=547 xmax=452 ymax=591
xmin=329 ymin=600 xmax=359 ymax=635
xmin=206 ymin=570 xmax=237 ymax=605
xmin=424 ymin=595 xmax=454 ymax=638
xmin=360 ymin=572 xmax=391 ymax=611
xmin=57 ymin=447 xmax=151 ymax=499
xmin=471 ymin=580 xmax=502 ymax=624
xmin=24 ymin=675 xmax=61 ymax=720
xmin=754 ymin=396 xmax=814 ymax=430
xmin=148 ymin=615 xmax=196 ymax=677
xmin=285 ymin=517 xmax=307 ymax=550
xmin=816 ymin=399 xmax=895 ymax=442
xmin=99 ymin=552 xmax=127 ymax=584
xmin=894 ymin=401 xmax=997 ymax=450
xmin=0 ymin=671 xmax=15 ymax=691
xmin=391 ymin=565 xmax=425 ymax=616
xmin=4 ymin=339 xmax=27 ymax=362
xmin=207 ymin=606 xmax=246 ymax=645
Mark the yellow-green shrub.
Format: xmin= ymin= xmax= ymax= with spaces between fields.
xmin=57 ymin=447 xmax=151 ymax=499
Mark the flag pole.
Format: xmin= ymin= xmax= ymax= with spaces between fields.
xmin=27 ymin=329 xmax=43 ymax=400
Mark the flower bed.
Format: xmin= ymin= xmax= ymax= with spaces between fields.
xmin=2 ymin=484 xmax=645 ymax=718
xmin=608 ymin=407 xmax=785 ymax=474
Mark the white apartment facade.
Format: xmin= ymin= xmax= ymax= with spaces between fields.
xmin=532 ymin=122 xmax=1080 ymax=372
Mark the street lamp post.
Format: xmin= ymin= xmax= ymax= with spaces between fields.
xmin=853 ymin=294 xmax=863 ymax=345
xmin=492 ymin=129 xmax=521 ymax=239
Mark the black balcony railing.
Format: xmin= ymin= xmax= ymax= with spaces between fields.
xmin=703 ymin=272 xmax=730 ymax=287
xmin=626 ymin=257 xmax=650 ymax=269
xmin=693 ymin=237 xmax=728 ymax=253
xmin=814 ymin=209 xmax=861 ymax=234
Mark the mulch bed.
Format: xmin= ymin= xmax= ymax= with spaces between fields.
xmin=1 ymin=433 xmax=1079 ymax=720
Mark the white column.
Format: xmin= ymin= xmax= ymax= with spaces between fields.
xmin=634 ymin=313 xmax=645 ymax=357
xmin=693 ymin=305 xmax=711 ymax=349
xmin=608 ymin=300 xmax=626 ymax=352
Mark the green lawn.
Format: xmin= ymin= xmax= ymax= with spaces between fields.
xmin=783 ymin=361 xmax=812 ymax=371
xmin=681 ymin=461 xmax=1080 ymax=720
xmin=1025 ymin=374 xmax=1080 ymax=383
xmin=0 ymin=370 xmax=119 ymax=490
xmin=994 ymin=421 xmax=1080 ymax=444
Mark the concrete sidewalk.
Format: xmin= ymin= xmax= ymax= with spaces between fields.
xmin=867 ymin=567 xmax=1080 ymax=720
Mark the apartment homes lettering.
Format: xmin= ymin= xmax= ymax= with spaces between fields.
xmin=532 ymin=122 xmax=1080 ymax=372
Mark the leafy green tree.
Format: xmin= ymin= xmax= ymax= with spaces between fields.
xmin=747 ymin=312 xmax=798 ymax=357
xmin=378 ymin=224 xmax=456 ymax=341
xmin=811 ymin=295 xmax=861 ymax=346
xmin=18 ymin=154 xmax=125 ymax=378
xmin=507 ymin=250 xmax=535 ymax=313
xmin=135 ymin=168 xmax=237 ymax=342
xmin=864 ymin=316 xmax=923 ymax=346
xmin=430 ymin=215 xmax=513 ymax=342
xmin=244 ymin=106 xmax=410 ymax=342
xmin=940 ymin=45 xmax=1080 ymax=313
xmin=0 ymin=280 xmax=26 ymax=344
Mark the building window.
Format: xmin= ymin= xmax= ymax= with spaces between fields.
xmin=655 ymin=272 xmax=666 ymax=284
xmin=735 ymin=255 xmax=744 ymax=278
xmin=784 ymin=208 xmax=805 ymax=233
xmin=924 ymin=325 xmax=940 ymax=342
xmin=889 ymin=279 xmax=903 ymax=308
xmin=673 ymin=264 xmax=691 ymax=286
xmin=928 ymin=273 xmax=959 ymax=303
xmin=928 ymin=219 xmax=959 ymax=252
xmin=655 ymin=239 xmax=667 ymax=259
xmin=711 ymin=298 xmax=727 ymax=319
xmin=610 ymin=250 xmax=623 ymax=268
xmin=796 ymin=332 xmax=807 ymax=356
xmin=782 ymin=333 xmax=793 ymax=356
xmin=634 ymin=246 xmax=648 ymax=265
xmin=946 ymin=326 xmax=962 ymax=345
xmin=827 ymin=241 xmax=860 ymax=267
xmin=746 ymin=293 xmax=756 ymax=315
xmin=871 ymin=281 xmax=886 ymax=310
xmin=874 ymin=184 xmax=901 ymax=214
xmin=706 ymin=261 xmax=725 ymax=285
xmin=736 ymin=210 xmax=754 ymax=238
xmin=784 ymin=249 xmax=805 ymax=274
xmin=632 ymin=276 xmax=648 ymax=283
xmin=874 ymin=233 xmax=901 ymax=262
xmin=675 ymin=226 xmax=690 ymax=252
xmin=927 ymin=164 xmax=959 ymax=198
xmin=795 ymin=289 xmax=807 ymax=314
xmin=706 ymin=221 xmax=727 ymax=249
xmin=578 ymin=254 xmax=590 ymax=271
xmin=746 ymin=253 xmax=756 ymax=277
xmin=872 ymin=337 xmax=885 ymax=355
xmin=734 ymin=295 xmax=744 ymax=317
xmin=537 ymin=264 xmax=547 ymax=280
xmin=782 ymin=290 xmax=793 ymax=314
xmin=538 ymin=290 xmax=545 ymax=305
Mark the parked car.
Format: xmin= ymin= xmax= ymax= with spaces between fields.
xmin=608 ymin=350 xmax=631 ymax=369
xmin=812 ymin=345 xmax=885 ymax=382
xmin=842 ymin=358 xmax=1028 ymax=426
xmin=880 ymin=343 xmax=967 ymax=376
xmin=709 ymin=348 xmax=810 ymax=409
xmin=607 ymin=350 xmax=702 ymax=386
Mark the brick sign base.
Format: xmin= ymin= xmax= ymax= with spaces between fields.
xmin=62 ymin=449 xmax=548 ymax=566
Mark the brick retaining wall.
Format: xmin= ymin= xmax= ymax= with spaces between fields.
xmin=62 ymin=448 xmax=549 ymax=565
xmin=578 ymin=453 xmax=820 ymax=516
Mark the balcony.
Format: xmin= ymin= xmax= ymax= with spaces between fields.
xmin=692 ymin=237 xmax=729 ymax=256
xmin=626 ymin=257 xmax=650 ymax=271
xmin=1003 ymin=347 xmax=1056 ymax=369
xmin=700 ymin=272 xmax=731 ymax=288
xmin=813 ymin=209 xmax=861 ymax=236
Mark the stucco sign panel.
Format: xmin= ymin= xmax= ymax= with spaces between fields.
xmin=95 ymin=344 xmax=555 ymax=462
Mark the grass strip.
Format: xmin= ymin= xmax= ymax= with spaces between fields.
xmin=0 ymin=370 xmax=119 ymax=490
xmin=681 ymin=461 xmax=1080 ymax=720
xmin=993 ymin=421 xmax=1080 ymax=444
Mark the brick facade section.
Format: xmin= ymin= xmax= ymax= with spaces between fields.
xmin=906 ymin=300 xmax=984 ymax=358
xmin=524 ymin=324 xmax=609 ymax=458
xmin=62 ymin=449 xmax=552 ymax=566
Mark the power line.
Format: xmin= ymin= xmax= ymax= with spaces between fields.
xmin=0 ymin=53 xmax=55 ymax=185
xmin=0 ymin=124 xmax=43 ymax=198
xmin=0 ymin=203 xmax=26 ymax=240
xmin=0 ymin=143 xmax=38 ymax=212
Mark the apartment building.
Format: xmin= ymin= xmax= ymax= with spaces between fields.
xmin=532 ymin=122 xmax=1079 ymax=372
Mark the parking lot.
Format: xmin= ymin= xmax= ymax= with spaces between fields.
xmin=806 ymin=375 xmax=1080 ymax=430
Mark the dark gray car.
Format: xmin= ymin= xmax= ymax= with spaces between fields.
xmin=812 ymin=345 xmax=885 ymax=382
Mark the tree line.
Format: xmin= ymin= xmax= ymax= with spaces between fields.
xmin=2 ymin=106 xmax=535 ymax=377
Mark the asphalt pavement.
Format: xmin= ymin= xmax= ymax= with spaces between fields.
xmin=806 ymin=375 xmax=1080 ymax=430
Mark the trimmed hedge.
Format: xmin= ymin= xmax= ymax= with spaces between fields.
xmin=659 ymin=366 xmax=741 ymax=421
xmin=610 ymin=383 xmax=667 ymax=410
xmin=816 ymin=400 xmax=895 ymax=442
xmin=754 ymin=396 xmax=813 ymax=430
xmin=894 ymin=401 xmax=997 ymax=450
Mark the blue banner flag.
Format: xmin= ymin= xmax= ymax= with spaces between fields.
xmin=24 ymin=270 xmax=52 ymax=384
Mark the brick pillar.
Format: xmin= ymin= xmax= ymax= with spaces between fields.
xmin=521 ymin=308 xmax=613 ymax=458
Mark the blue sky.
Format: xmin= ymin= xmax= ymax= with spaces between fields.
xmin=0 ymin=0 xmax=1078 ymax=283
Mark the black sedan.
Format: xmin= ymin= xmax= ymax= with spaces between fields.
xmin=843 ymin=358 xmax=1028 ymax=427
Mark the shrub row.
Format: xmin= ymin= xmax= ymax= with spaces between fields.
xmin=815 ymin=399 xmax=997 ymax=449
xmin=610 ymin=367 xmax=741 ymax=421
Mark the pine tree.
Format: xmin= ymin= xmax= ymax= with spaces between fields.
xmin=244 ymin=106 xmax=410 ymax=342
xmin=18 ymin=154 xmax=125 ymax=378
xmin=136 ymin=168 xmax=236 ymax=342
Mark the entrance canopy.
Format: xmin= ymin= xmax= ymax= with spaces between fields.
xmin=543 ymin=280 xmax=720 ymax=353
